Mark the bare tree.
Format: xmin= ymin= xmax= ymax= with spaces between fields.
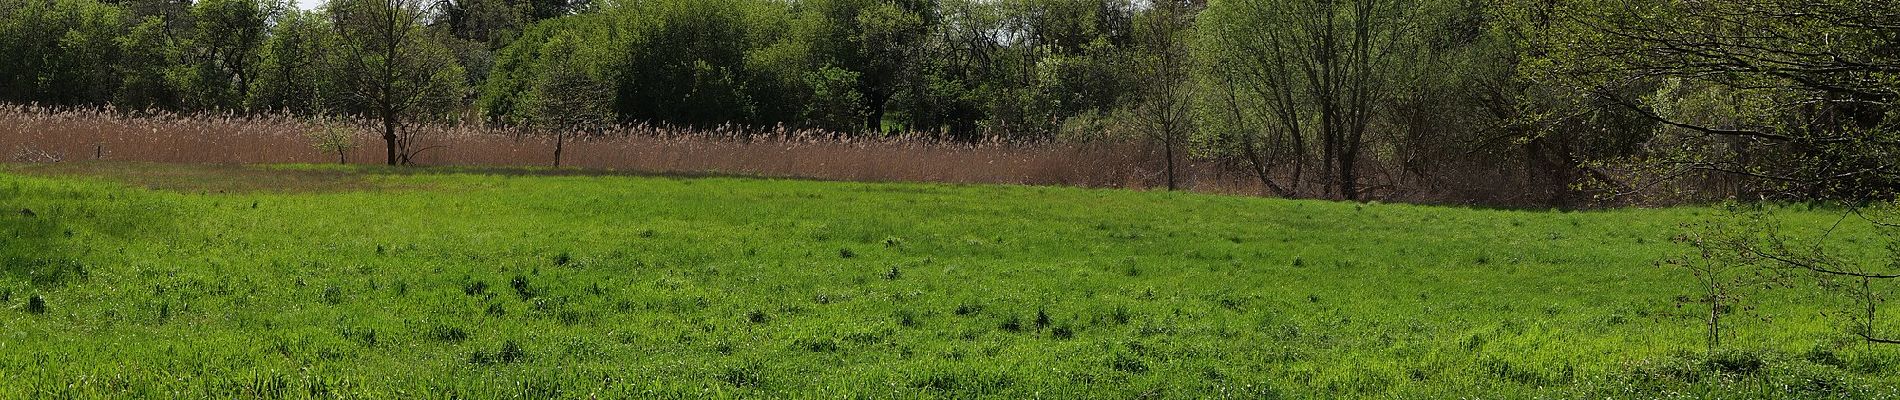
xmin=1133 ymin=0 xmax=1199 ymax=191
xmin=327 ymin=0 xmax=466 ymax=165
xmin=1681 ymin=205 xmax=1900 ymax=347
xmin=1212 ymin=0 xmax=1411 ymax=200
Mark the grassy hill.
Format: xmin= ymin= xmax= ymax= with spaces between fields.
xmin=1 ymin=162 xmax=1894 ymax=398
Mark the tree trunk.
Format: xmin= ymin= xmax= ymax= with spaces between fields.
xmin=1164 ymin=136 xmax=1178 ymax=191
xmin=1340 ymin=149 xmax=1359 ymax=201
xmin=553 ymin=132 xmax=564 ymax=168
xmin=383 ymin=115 xmax=398 ymax=166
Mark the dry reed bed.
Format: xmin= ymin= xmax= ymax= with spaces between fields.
xmin=0 ymin=105 xmax=1262 ymax=193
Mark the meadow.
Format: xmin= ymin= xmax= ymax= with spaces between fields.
xmin=2 ymin=162 xmax=1897 ymax=398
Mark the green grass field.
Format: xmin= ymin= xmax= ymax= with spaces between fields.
xmin=2 ymin=162 xmax=1896 ymax=398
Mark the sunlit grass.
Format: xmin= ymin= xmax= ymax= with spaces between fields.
xmin=1 ymin=163 xmax=1894 ymax=398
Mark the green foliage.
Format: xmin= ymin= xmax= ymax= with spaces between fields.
xmin=0 ymin=0 xmax=128 ymax=105
xmin=1525 ymin=0 xmax=1900 ymax=201
xmin=251 ymin=10 xmax=333 ymax=113
xmin=172 ymin=0 xmax=276 ymax=110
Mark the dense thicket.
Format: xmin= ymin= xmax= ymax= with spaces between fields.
xmin=1 ymin=0 xmax=1892 ymax=204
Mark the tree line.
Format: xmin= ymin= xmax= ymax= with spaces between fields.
xmin=1 ymin=0 xmax=1893 ymax=205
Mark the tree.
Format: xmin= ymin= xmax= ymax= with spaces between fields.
xmin=0 ymin=0 xmax=127 ymax=106
xmin=802 ymin=0 xmax=933 ymax=133
xmin=1198 ymin=0 xmax=1415 ymax=200
xmin=1533 ymin=0 xmax=1899 ymax=202
xmin=1131 ymin=0 xmax=1197 ymax=191
xmin=522 ymin=35 xmax=611 ymax=168
xmin=304 ymin=117 xmax=360 ymax=164
xmin=327 ymin=0 xmax=467 ymax=165
xmin=252 ymin=10 xmax=333 ymax=113
xmin=116 ymin=16 xmax=181 ymax=109
xmin=1541 ymin=0 xmax=1900 ymax=346
xmin=177 ymin=0 xmax=277 ymax=110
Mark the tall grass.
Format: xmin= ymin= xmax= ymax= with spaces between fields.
xmin=0 ymin=105 xmax=1271 ymax=191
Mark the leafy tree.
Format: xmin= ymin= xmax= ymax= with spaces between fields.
xmin=607 ymin=0 xmax=761 ymax=127
xmin=115 ymin=16 xmax=181 ymax=109
xmin=175 ymin=0 xmax=278 ymax=110
xmin=1538 ymin=0 xmax=1900 ymax=348
xmin=522 ymin=34 xmax=611 ymax=167
xmin=252 ymin=10 xmax=333 ymax=113
xmin=0 ymin=0 xmax=128 ymax=105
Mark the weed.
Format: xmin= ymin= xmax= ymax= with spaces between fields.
xmin=1111 ymin=353 xmax=1148 ymax=374
xmin=1110 ymin=306 xmax=1132 ymax=325
xmin=1000 ymin=315 xmax=1024 ymax=332
xmin=511 ymin=275 xmax=535 ymax=300
xmin=463 ymin=280 xmax=488 ymax=296
xmin=428 ymin=325 xmax=469 ymax=343
xmin=469 ymin=341 xmax=527 ymax=365
xmin=896 ymin=309 xmax=919 ymax=327
xmin=320 ymin=286 xmax=343 ymax=305
xmin=718 ymin=364 xmax=766 ymax=388
xmin=26 ymin=295 xmax=46 ymax=314
xmin=1706 ymin=349 xmax=1766 ymax=376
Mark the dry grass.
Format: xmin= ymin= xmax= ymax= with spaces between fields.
xmin=0 ymin=105 xmax=1267 ymax=193
xmin=5 ymin=105 xmax=1600 ymax=205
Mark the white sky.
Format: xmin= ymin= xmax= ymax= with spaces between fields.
xmin=289 ymin=0 xmax=324 ymax=11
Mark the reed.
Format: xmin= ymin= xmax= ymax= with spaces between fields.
xmin=0 ymin=104 xmax=1269 ymax=193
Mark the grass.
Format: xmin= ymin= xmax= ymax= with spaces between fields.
xmin=1 ymin=161 xmax=1896 ymax=398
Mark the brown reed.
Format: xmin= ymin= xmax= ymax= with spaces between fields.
xmin=0 ymin=104 xmax=1265 ymax=193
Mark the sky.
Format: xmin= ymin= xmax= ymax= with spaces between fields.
xmin=289 ymin=0 xmax=323 ymax=11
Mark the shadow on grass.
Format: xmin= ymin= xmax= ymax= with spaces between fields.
xmin=5 ymin=161 xmax=768 ymax=194
xmin=0 ymin=173 xmax=176 ymax=287
xmin=7 ymin=161 xmax=391 ymax=194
